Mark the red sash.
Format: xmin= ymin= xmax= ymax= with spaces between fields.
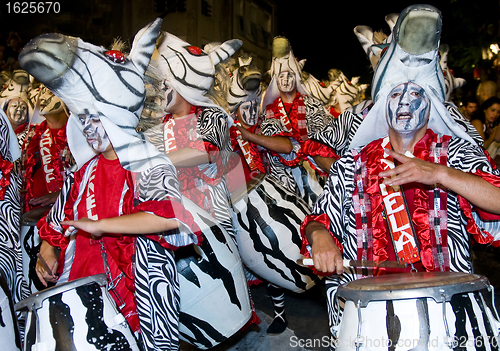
xmin=0 ymin=157 xmax=13 ymax=200
xmin=379 ymin=137 xmax=420 ymax=265
xmin=276 ymin=94 xmax=308 ymax=142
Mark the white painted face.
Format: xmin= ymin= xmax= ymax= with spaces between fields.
xmin=160 ymin=79 xmax=179 ymax=113
xmin=6 ymin=98 xmax=28 ymax=126
xmin=79 ymin=114 xmax=111 ymax=153
xmin=277 ymin=71 xmax=296 ymax=93
xmin=238 ymin=98 xmax=260 ymax=126
xmin=39 ymin=89 xmax=65 ymax=115
xmin=386 ymin=82 xmax=430 ymax=134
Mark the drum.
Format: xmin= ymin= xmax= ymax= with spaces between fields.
xmin=20 ymin=205 xmax=51 ymax=293
xmin=0 ymin=271 xmax=21 ymax=351
xmin=177 ymin=197 xmax=252 ymax=350
xmin=335 ymin=272 xmax=500 ymax=351
xmin=15 ymin=274 xmax=140 ymax=351
xmin=232 ymin=174 xmax=318 ymax=293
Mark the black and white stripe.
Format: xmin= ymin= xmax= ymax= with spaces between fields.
xmin=135 ymin=236 xmax=180 ymax=351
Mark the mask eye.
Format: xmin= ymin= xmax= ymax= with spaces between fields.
xmin=105 ymin=50 xmax=125 ymax=63
xmin=187 ymin=46 xmax=203 ymax=55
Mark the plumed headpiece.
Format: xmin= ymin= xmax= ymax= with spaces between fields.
xmin=227 ymin=56 xmax=262 ymax=114
xmin=153 ymin=32 xmax=242 ymax=111
xmin=350 ymin=4 xmax=474 ymax=150
xmin=261 ymin=36 xmax=308 ymax=110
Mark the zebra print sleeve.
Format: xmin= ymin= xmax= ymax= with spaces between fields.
xmin=311 ymin=153 xmax=357 ymax=250
xmin=136 ymin=163 xmax=182 ymax=203
xmin=197 ymin=107 xmax=231 ymax=153
xmin=303 ymin=95 xmax=332 ymax=136
xmin=445 ymin=102 xmax=483 ymax=147
xmin=260 ymin=117 xmax=301 ymax=160
xmin=311 ymin=109 xmax=364 ymax=157
xmin=447 ymin=137 xmax=500 ymax=245
xmin=45 ymin=170 xmax=76 ymax=233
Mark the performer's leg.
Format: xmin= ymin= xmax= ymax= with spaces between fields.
xmin=135 ymin=237 xmax=180 ymax=351
xmin=266 ymin=283 xmax=288 ymax=335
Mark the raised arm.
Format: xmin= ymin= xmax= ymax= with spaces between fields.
xmin=379 ymin=148 xmax=500 ymax=213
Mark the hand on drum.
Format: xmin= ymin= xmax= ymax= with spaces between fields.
xmin=378 ymin=149 xmax=445 ymax=187
xmin=62 ymin=218 xmax=104 ymax=237
xmin=306 ymin=222 xmax=344 ymax=275
xmin=36 ymin=241 xmax=60 ymax=287
xmin=29 ymin=191 xmax=61 ymax=207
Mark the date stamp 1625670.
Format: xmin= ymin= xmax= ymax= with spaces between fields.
xmin=6 ymin=2 xmax=60 ymax=14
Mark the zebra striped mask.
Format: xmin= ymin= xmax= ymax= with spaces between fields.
xmin=349 ymin=4 xmax=475 ymax=150
xmin=227 ymin=57 xmax=262 ymax=115
xmin=19 ymin=18 xmax=170 ymax=172
xmin=153 ymin=32 xmax=242 ymax=111
xmin=262 ymin=36 xmax=308 ymax=111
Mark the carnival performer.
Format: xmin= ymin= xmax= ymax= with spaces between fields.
xmin=20 ymin=86 xmax=72 ymax=212
xmin=21 ymin=18 xmax=201 ymax=350
xmin=300 ymin=4 xmax=500 ymax=346
xmin=312 ymin=5 xmax=482 ymax=169
xmin=226 ymin=57 xmax=291 ymax=334
xmin=0 ymin=107 xmax=30 ymax=350
xmin=238 ymin=36 xmax=338 ymax=207
xmin=149 ymin=32 xmax=242 ymax=239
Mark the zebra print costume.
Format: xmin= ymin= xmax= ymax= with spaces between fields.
xmin=40 ymin=158 xmax=200 ymax=351
xmin=311 ymin=100 xmax=483 ymax=159
xmin=0 ymin=112 xmax=29 ymax=302
xmin=261 ymin=94 xmax=333 ymax=205
xmin=305 ymin=134 xmax=500 ymax=344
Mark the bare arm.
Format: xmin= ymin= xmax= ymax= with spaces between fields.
xmin=166 ymin=147 xmax=212 ymax=168
xmin=62 ymin=211 xmax=180 ymax=237
xmin=304 ymin=221 xmax=344 ymax=274
xmin=36 ymin=240 xmax=60 ymax=287
xmin=313 ymin=155 xmax=336 ymax=174
xmin=471 ymin=119 xmax=485 ymax=140
xmin=379 ymin=149 xmax=500 ymax=213
xmin=236 ymin=125 xmax=293 ymax=154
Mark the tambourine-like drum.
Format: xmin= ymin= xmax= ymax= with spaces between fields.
xmin=15 ymin=274 xmax=140 ymax=351
xmin=335 ymin=272 xmax=500 ymax=351
xmin=20 ymin=205 xmax=51 ymax=293
xmin=177 ymin=197 xmax=252 ymax=350
xmin=232 ymin=174 xmax=318 ymax=293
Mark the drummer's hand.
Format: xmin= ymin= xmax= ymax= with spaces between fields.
xmin=378 ymin=149 xmax=445 ymax=187
xmin=236 ymin=125 xmax=252 ymax=141
xmin=62 ymin=218 xmax=104 ymax=237
xmin=307 ymin=223 xmax=344 ymax=275
xmin=29 ymin=191 xmax=60 ymax=207
xmin=36 ymin=241 xmax=59 ymax=287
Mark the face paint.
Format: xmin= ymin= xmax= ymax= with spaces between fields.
xmin=79 ymin=114 xmax=111 ymax=153
xmin=39 ymin=88 xmax=65 ymax=115
xmin=238 ymin=98 xmax=260 ymax=126
xmin=160 ymin=79 xmax=179 ymax=113
xmin=6 ymin=98 xmax=28 ymax=126
xmin=277 ymin=71 xmax=296 ymax=93
xmin=386 ymin=82 xmax=430 ymax=135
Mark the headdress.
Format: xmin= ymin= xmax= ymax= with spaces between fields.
xmin=349 ymin=4 xmax=474 ymax=150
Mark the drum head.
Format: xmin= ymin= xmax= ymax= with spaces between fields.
xmin=338 ymin=272 xmax=490 ymax=307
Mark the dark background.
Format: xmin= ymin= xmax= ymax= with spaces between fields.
xmin=1 ymin=0 xmax=499 ymax=100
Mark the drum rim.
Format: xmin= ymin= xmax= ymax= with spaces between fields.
xmin=15 ymin=274 xmax=108 ymax=311
xmin=337 ymin=272 xmax=490 ymax=307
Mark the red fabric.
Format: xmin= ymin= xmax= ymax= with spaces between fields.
xmin=163 ymin=106 xmax=224 ymax=211
xmin=22 ymin=121 xmax=68 ymax=212
xmin=301 ymin=139 xmax=339 ymax=176
xmin=14 ymin=122 xmax=27 ymax=135
xmin=38 ymin=154 xmax=202 ymax=333
xmin=329 ymin=106 xmax=340 ymax=119
xmin=300 ymin=213 xmax=343 ymax=276
xmin=0 ymin=157 xmax=13 ymax=200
